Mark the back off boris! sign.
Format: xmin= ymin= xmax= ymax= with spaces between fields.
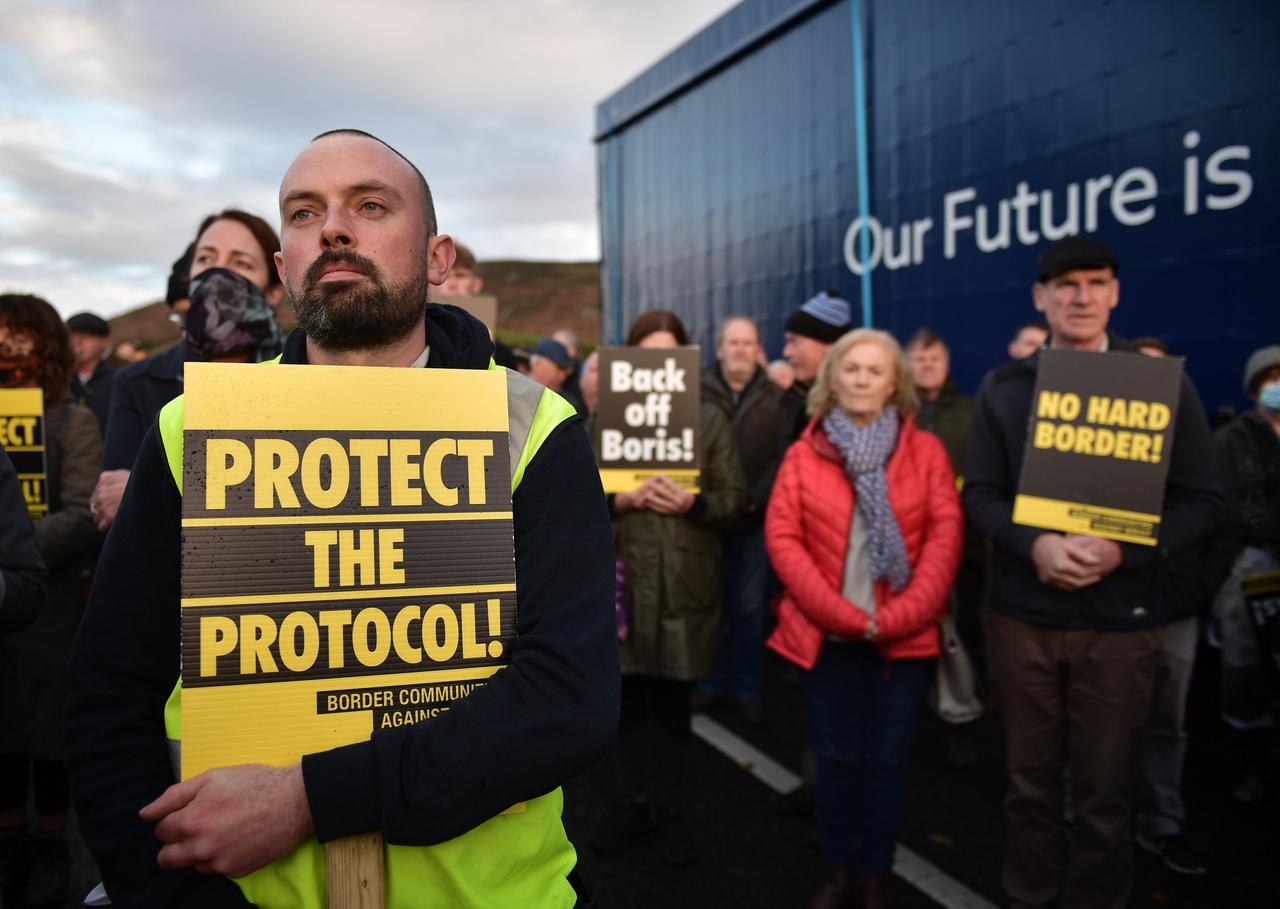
xmin=0 ymin=389 xmax=48 ymax=519
xmin=1013 ymin=348 xmax=1184 ymax=546
xmin=595 ymin=347 xmax=701 ymax=493
xmin=179 ymin=363 xmax=515 ymax=779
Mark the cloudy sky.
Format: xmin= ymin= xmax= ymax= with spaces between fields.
xmin=0 ymin=0 xmax=735 ymax=318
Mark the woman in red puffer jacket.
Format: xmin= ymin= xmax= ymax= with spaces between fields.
xmin=766 ymin=328 xmax=962 ymax=909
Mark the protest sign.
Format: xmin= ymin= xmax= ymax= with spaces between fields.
xmin=1012 ymin=348 xmax=1184 ymax=545
xmin=0 ymin=388 xmax=48 ymax=519
xmin=1243 ymin=572 xmax=1280 ymax=681
xmin=595 ymin=347 xmax=700 ymax=493
xmin=179 ymin=362 xmax=515 ymax=779
xmin=434 ymin=293 xmax=498 ymax=337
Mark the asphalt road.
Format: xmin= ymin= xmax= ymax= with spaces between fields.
xmin=44 ymin=644 xmax=1279 ymax=908
xmin=563 ymin=644 xmax=1276 ymax=909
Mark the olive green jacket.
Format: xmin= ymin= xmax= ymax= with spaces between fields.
xmin=612 ymin=399 xmax=749 ymax=680
xmin=914 ymin=380 xmax=974 ymax=482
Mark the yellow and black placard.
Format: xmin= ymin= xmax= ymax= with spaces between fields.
xmin=180 ymin=362 xmax=514 ymax=779
xmin=595 ymin=346 xmax=701 ymax=493
xmin=1243 ymin=572 xmax=1280 ymax=679
xmin=1013 ymin=349 xmax=1183 ymax=546
xmin=0 ymin=389 xmax=48 ymax=520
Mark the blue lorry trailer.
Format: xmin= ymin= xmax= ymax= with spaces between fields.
xmin=594 ymin=0 xmax=1278 ymax=414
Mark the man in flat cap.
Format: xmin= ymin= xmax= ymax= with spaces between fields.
xmin=963 ymin=236 xmax=1222 ymax=908
xmin=66 ymin=312 xmax=114 ymax=432
xmin=529 ymin=337 xmax=584 ymax=413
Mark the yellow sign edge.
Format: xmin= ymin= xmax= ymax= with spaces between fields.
xmin=599 ymin=467 xmax=701 ymax=494
xmin=182 ymin=362 xmax=509 ymax=432
xmin=1013 ymin=494 xmax=1160 ymax=546
xmin=183 ymin=511 xmax=513 ymax=528
xmin=181 ymin=582 xmax=517 ymax=609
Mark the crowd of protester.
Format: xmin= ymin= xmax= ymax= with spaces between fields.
xmin=0 ymin=225 xmax=1276 ymax=909
xmin=524 ymin=235 xmax=1275 ymax=908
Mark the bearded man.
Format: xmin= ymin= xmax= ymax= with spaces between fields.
xmin=65 ymin=129 xmax=618 ymax=908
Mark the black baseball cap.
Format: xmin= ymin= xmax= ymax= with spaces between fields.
xmin=1036 ymin=236 xmax=1119 ymax=282
xmin=66 ymin=312 xmax=110 ymax=336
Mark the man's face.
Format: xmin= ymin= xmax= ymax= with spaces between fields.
xmin=1008 ymin=326 xmax=1048 ymax=360
xmin=276 ymin=134 xmax=455 ymax=352
xmin=529 ymin=354 xmax=568 ymax=390
xmin=70 ymin=331 xmax=110 ymax=369
xmin=717 ymin=319 xmax=759 ymax=383
xmin=1032 ymin=268 xmax=1118 ymax=349
xmin=908 ymin=342 xmax=949 ymax=396
xmin=440 ymin=266 xmax=483 ymax=297
xmin=783 ymin=332 xmax=830 ymax=384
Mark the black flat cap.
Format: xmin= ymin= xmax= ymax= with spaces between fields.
xmin=532 ymin=338 xmax=573 ymax=369
xmin=1037 ymin=236 xmax=1119 ymax=282
xmin=66 ymin=312 xmax=110 ymax=336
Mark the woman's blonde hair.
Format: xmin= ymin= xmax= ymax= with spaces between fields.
xmin=806 ymin=328 xmax=919 ymax=419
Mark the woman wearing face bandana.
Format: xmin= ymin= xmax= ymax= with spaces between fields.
xmin=90 ymin=210 xmax=284 ymax=532
xmin=0 ymin=294 xmax=102 ymax=907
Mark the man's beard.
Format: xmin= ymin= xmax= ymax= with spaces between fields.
xmin=723 ymin=357 xmax=756 ymax=384
xmin=287 ymin=249 xmax=428 ymax=353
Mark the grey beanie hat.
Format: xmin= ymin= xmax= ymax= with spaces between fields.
xmin=1242 ymin=344 xmax=1280 ymax=397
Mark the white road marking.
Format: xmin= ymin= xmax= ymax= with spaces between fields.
xmin=893 ymin=846 xmax=1000 ymax=909
xmin=690 ymin=713 xmax=803 ymax=794
xmin=691 ymin=712 xmax=1000 ymax=909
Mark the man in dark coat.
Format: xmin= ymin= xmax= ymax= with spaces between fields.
xmin=66 ymin=312 xmax=114 ymax=433
xmin=963 ymin=236 xmax=1222 ymax=909
xmin=780 ymin=291 xmax=852 ymax=444
xmin=695 ymin=316 xmax=788 ymax=723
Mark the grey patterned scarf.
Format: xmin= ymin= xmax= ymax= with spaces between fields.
xmin=822 ymin=405 xmax=911 ymax=592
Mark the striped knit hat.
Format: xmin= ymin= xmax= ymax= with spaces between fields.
xmin=785 ymin=291 xmax=852 ymax=344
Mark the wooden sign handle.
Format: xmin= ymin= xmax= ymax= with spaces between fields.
xmin=325 ymin=833 xmax=385 ymax=908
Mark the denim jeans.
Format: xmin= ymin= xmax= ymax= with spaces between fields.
xmin=699 ymin=525 xmax=768 ymax=700
xmin=801 ymin=642 xmax=933 ymax=873
xmin=1136 ymin=617 xmax=1197 ymax=838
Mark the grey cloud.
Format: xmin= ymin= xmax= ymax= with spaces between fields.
xmin=1 ymin=0 xmax=736 ymax=314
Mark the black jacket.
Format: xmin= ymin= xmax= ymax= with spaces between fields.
xmin=66 ymin=305 xmax=619 ymax=907
xmin=102 ymin=342 xmax=186 ymax=471
xmin=0 ymin=442 xmax=46 ymax=633
xmin=963 ymin=335 xmax=1222 ymax=630
xmin=70 ymin=359 xmax=115 ymax=434
xmin=701 ymin=365 xmax=788 ymax=522
xmin=1214 ymin=409 xmax=1280 ymax=555
xmin=781 ymin=382 xmax=809 ymax=445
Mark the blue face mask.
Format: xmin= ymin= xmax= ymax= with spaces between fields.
xmin=1260 ymin=381 xmax=1280 ymax=415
